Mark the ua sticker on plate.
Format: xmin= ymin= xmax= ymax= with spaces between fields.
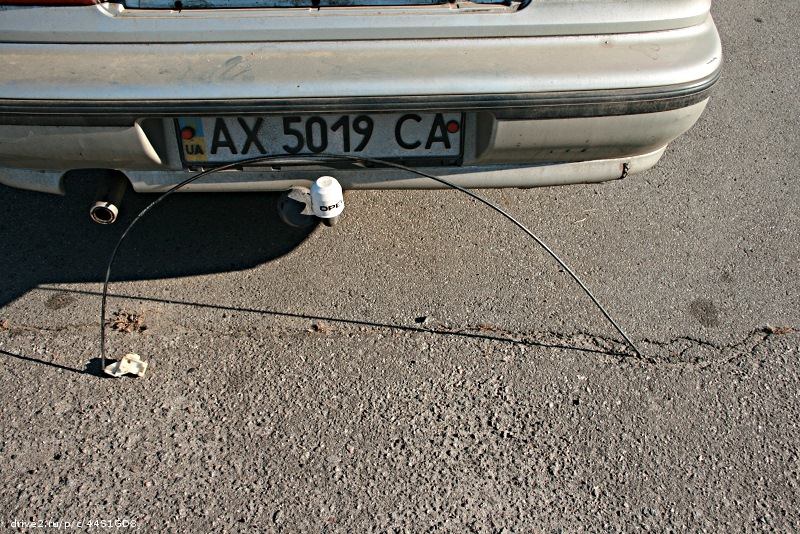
xmin=177 ymin=118 xmax=208 ymax=163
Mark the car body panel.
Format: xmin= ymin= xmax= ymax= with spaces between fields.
xmin=0 ymin=1 xmax=713 ymax=43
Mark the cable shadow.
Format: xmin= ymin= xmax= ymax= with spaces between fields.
xmin=38 ymin=287 xmax=635 ymax=359
xmin=0 ymin=174 xmax=317 ymax=307
xmin=2 ymin=168 xmax=640 ymax=363
xmin=0 ymin=347 xmax=147 ymax=378
xmin=0 ymin=348 xmax=87 ymax=376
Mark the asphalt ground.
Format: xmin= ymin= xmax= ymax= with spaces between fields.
xmin=1 ymin=0 xmax=798 ymax=530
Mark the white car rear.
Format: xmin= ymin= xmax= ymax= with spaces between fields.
xmin=0 ymin=0 xmax=721 ymax=196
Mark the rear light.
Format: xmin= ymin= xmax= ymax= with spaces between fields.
xmin=0 ymin=0 xmax=100 ymax=4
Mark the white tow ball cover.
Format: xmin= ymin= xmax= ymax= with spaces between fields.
xmin=310 ymin=176 xmax=344 ymax=219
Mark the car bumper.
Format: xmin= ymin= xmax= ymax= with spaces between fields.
xmin=0 ymin=16 xmax=721 ymax=193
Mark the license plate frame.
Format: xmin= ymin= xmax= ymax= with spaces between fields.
xmin=176 ymin=112 xmax=464 ymax=168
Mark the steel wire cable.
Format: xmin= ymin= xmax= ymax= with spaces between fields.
xmin=100 ymin=153 xmax=642 ymax=372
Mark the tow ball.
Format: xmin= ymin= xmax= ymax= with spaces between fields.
xmin=278 ymin=176 xmax=345 ymax=228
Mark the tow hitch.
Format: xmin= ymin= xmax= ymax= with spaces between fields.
xmin=278 ymin=175 xmax=345 ymax=228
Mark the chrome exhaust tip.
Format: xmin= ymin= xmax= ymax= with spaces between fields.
xmin=90 ymin=171 xmax=128 ymax=225
xmin=90 ymin=201 xmax=119 ymax=224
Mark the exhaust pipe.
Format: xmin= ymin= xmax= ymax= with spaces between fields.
xmin=90 ymin=171 xmax=128 ymax=224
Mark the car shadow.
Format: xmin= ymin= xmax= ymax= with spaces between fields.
xmin=1 ymin=174 xmax=643 ymax=365
xmin=0 ymin=175 xmax=317 ymax=307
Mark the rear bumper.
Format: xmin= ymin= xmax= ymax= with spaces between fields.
xmin=0 ymin=17 xmax=721 ymax=192
xmin=0 ymin=147 xmax=668 ymax=194
xmin=0 ymin=18 xmax=721 ymax=116
xmin=0 ymin=99 xmax=710 ymax=193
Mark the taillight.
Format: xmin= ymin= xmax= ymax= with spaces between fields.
xmin=0 ymin=0 xmax=100 ymax=4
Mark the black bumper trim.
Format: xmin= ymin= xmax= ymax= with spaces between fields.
xmin=0 ymin=69 xmax=719 ymax=127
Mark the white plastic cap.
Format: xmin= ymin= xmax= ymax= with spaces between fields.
xmin=310 ymin=176 xmax=344 ymax=219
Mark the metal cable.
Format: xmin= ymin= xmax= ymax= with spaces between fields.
xmin=100 ymin=153 xmax=642 ymax=371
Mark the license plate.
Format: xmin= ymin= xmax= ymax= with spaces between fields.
xmin=177 ymin=112 xmax=464 ymax=165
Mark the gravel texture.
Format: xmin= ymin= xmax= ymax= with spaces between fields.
xmin=1 ymin=0 xmax=798 ymax=530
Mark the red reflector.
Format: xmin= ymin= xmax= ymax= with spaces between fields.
xmin=0 ymin=0 xmax=98 ymax=4
xmin=180 ymin=126 xmax=196 ymax=140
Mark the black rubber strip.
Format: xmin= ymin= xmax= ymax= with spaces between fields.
xmin=0 ymin=68 xmax=720 ymax=127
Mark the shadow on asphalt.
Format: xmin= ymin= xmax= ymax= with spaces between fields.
xmin=1 ymin=173 xmax=644 ymax=369
xmin=47 ymin=286 xmax=638 ymax=361
xmin=0 ymin=349 xmax=114 ymax=378
xmin=0 ymin=348 xmax=88 ymax=376
xmin=0 ymin=175 xmax=317 ymax=307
